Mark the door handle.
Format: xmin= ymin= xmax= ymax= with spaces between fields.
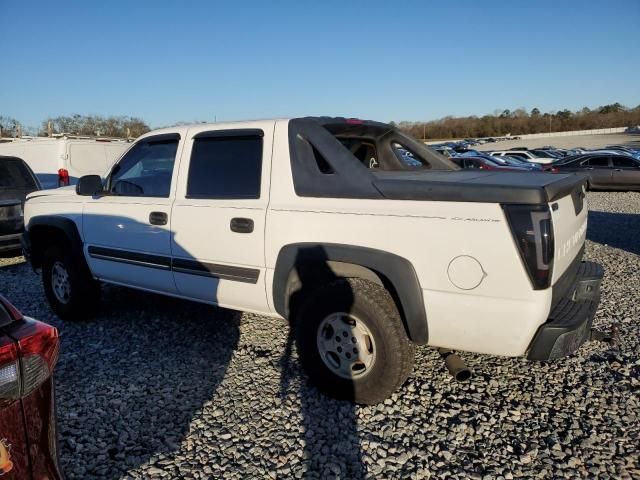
xmin=149 ymin=211 xmax=168 ymax=226
xmin=230 ymin=217 xmax=254 ymax=233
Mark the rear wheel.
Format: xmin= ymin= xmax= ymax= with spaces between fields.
xmin=42 ymin=245 xmax=100 ymax=320
xmin=295 ymin=278 xmax=415 ymax=404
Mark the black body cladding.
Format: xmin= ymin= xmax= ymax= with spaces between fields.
xmin=288 ymin=117 xmax=586 ymax=204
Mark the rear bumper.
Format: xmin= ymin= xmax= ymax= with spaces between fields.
xmin=527 ymin=261 xmax=604 ymax=361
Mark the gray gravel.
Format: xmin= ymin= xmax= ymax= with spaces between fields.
xmin=0 ymin=191 xmax=638 ymax=479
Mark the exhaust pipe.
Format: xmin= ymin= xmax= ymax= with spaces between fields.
xmin=438 ymin=348 xmax=472 ymax=381
xmin=591 ymin=323 xmax=619 ymax=345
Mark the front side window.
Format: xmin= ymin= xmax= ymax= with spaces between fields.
xmin=612 ymin=156 xmax=639 ymax=168
xmin=109 ymin=137 xmax=179 ymax=197
xmin=186 ymin=133 xmax=263 ymax=199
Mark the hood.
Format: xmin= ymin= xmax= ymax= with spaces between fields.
xmin=26 ymin=185 xmax=76 ymax=200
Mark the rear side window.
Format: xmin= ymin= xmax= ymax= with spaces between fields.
xmin=0 ymin=158 xmax=37 ymax=189
xmin=586 ymin=157 xmax=609 ymax=167
xmin=187 ymin=133 xmax=263 ymax=199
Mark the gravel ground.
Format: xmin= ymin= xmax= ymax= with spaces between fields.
xmin=0 ymin=192 xmax=638 ymax=479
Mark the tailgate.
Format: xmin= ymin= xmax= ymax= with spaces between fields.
xmin=550 ymin=184 xmax=588 ymax=284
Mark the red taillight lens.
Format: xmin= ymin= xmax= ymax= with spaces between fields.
xmin=550 ymin=167 xmax=560 ymax=173
xmin=479 ymin=164 xmax=488 ymax=170
xmin=58 ymin=168 xmax=70 ymax=186
xmin=0 ymin=317 xmax=59 ymax=400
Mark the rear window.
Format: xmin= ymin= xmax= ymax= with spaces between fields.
xmin=323 ymin=123 xmax=452 ymax=171
xmin=0 ymin=158 xmax=37 ymax=189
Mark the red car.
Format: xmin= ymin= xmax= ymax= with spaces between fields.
xmin=0 ymin=295 xmax=61 ymax=479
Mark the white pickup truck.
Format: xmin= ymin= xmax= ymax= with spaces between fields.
xmin=21 ymin=117 xmax=605 ymax=404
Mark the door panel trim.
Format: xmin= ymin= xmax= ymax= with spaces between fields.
xmin=172 ymin=258 xmax=260 ymax=284
xmin=88 ymin=246 xmax=171 ymax=270
xmin=87 ymin=246 xmax=260 ymax=283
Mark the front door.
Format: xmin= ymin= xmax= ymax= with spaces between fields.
xmin=170 ymin=123 xmax=274 ymax=314
xmin=83 ymin=133 xmax=182 ymax=294
xmin=583 ymin=156 xmax=613 ymax=187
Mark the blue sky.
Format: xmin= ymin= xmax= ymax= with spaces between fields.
xmin=1 ymin=0 xmax=638 ymax=129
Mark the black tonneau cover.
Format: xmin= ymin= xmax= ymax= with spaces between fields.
xmin=373 ymin=170 xmax=585 ymax=204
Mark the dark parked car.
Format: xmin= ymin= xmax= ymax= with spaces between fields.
xmin=0 ymin=156 xmax=41 ymax=256
xmin=550 ymin=153 xmax=640 ymax=190
xmin=450 ymin=155 xmax=527 ymax=171
xmin=0 ymin=294 xmax=61 ymax=478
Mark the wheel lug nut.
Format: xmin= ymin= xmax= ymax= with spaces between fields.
xmin=346 ymin=353 xmax=351 ymax=359
xmin=342 ymin=332 xmax=348 ymax=337
xmin=352 ymin=337 xmax=357 ymax=343
xmin=353 ymin=348 xmax=358 ymax=354
xmin=335 ymin=336 xmax=341 ymax=342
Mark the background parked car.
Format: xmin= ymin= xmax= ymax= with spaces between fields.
xmin=550 ymin=153 xmax=640 ymax=190
xmin=0 ymin=156 xmax=41 ymax=256
xmin=0 ymin=294 xmax=61 ymax=479
xmin=449 ymin=155 xmax=526 ymax=171
xmin=490 ymin=149 xmax=556 ymax=165
xmin=457 ymin=152 xmax=543 ymax=171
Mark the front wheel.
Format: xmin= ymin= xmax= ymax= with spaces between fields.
xmin=295 ymin=278 xmax=415 ymax=404
xmin=42 ymin=245 xmax=100 ymax=320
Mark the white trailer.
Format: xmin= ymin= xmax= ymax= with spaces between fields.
xmin=0 ymin=136 xmax=131 ymax=189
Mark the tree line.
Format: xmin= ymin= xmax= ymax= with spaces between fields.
xmin=394 ymin=103 xmax=640 ymax=140
xmin=2 ymin=103 xmax=640 ymax=140
xmin=0 ymin=114 xmax=150 ymax=138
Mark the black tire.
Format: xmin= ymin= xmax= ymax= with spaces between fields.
xmin=295 ymin=278 xmax=415 ymax=405
xmin=42 ymin=244 xmax=100 ymax=320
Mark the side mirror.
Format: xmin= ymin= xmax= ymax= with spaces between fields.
xmin=76 ymin=175 xmax=104 ymax=196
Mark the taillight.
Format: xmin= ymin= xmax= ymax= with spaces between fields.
xmin=502 ymin=204 xmax=554 ymax=289
xmin=58 ymin=168 xmax=70 ymax=187
xmin=550 ymin=166 xmax=560 ymax=173
xmin=0 ymin=307 xmax=59 ymax=400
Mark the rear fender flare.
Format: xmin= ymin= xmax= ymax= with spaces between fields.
xmin=273 ymin=243 xmax=428 ymax=344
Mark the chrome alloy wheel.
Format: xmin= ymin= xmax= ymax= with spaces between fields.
xmin=316 ymin=312 xmax=376 ymax=379
xmin=51 ymin=261 xmax=71 ymax=304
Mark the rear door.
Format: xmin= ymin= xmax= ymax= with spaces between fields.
xmin=170 ymin=123 xmax=274 ymax=313
xmin=83 ymin=133 xmax=182 ymax=294
xmin=611 ymin=156 xmax=640 ymax=189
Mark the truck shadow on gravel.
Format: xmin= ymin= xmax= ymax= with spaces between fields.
xmin=53 ymin=286 xmax=241 ymax=479
xmin=587 ymin=210 xmax=640 ymax=256
xmin=279 ymin=247 xmax=365 ymax=479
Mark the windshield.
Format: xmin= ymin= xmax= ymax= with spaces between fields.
xmin=0 ymin=158 xmax=38 ymax=189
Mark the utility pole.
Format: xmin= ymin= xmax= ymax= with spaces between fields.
xmin=423 ymin=123 xmax=426 ymax=140
xmin=549 ymin=116 xmax=552 ymax=134
xmin=47 ymin=121 xmax=52 ymax=137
